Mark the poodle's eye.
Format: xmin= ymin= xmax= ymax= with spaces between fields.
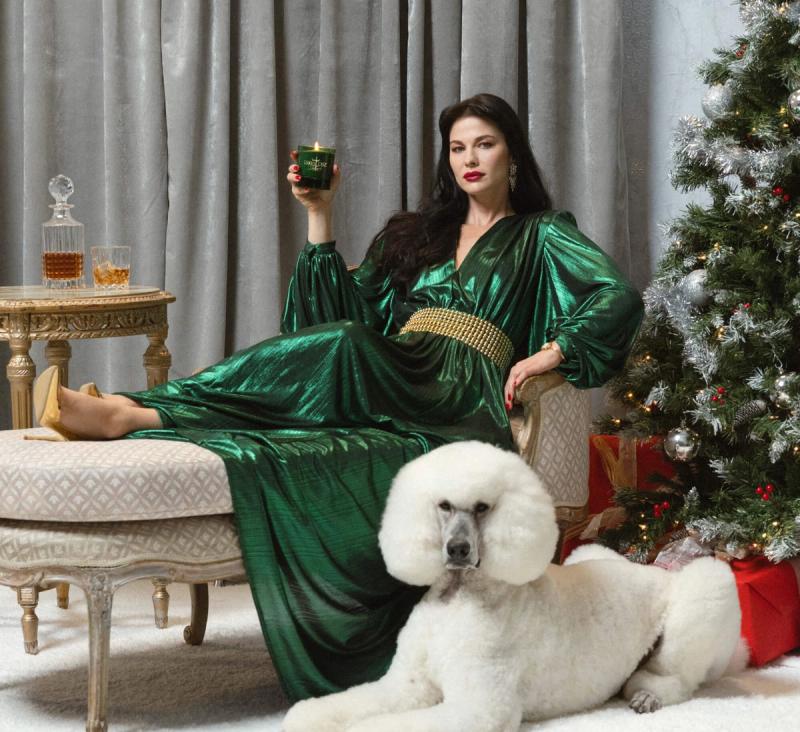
xmin=474 ymin=502 xmax=490 ymax=514
xmin=438 ymin=500 xmax=452 ymax=512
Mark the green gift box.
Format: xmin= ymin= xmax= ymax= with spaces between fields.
xmin=297 ymin=143 xmax=336 ymax=189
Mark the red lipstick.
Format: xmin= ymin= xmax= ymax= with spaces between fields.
xmin=463 ymin=172 xmax=484 ymax=182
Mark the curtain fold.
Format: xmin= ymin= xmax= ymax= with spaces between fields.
xmin=0 ymin=0 xmax=630 ymax=429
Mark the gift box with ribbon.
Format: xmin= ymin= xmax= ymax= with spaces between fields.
xmin=559 ymin=434 xmax=675 ymax=562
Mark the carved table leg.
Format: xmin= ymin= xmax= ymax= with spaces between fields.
xmin=7 ymin=314 xmax=34 ymax=429
xmin=143 ymin=328 xmax=171 ymax=387
xmin=183 ymin=583 xmax=209 ymax=645
xmin=17 ymin=586 xmax=40 ymax=654
xmin=86 ymin=574 xmax=113 ymax=732
xmin=45 ymin=339 xmax=71 ymax=388
xmin=152 ymin=579 xmax=170 ymax=629
xmin=57 ymin=582 xmax=70 ymax=609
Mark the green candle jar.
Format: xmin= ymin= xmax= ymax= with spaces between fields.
xmin=297 ymin=143 xmax=336 ymax=189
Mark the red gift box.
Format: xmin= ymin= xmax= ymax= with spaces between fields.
xmin=732 ymin=556 xmax=800 ymax=666
xmin=560 ymin=435 xmax=675 ymax=562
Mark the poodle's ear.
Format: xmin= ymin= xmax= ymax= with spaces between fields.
xmin=379 ymin=460 xmax=444 ymax=586
xmin=480 ymin=467 xmax=558 ymax=585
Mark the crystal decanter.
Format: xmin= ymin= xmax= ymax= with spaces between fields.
xmin=42 ymin=174 xmax=85 ymax=288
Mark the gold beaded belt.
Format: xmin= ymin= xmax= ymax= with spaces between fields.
xmin=399 ymin=307 xmax=513 ymax=370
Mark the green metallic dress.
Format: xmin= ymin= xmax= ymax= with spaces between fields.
xmin=121 ymin=210 xmax=643 ymax=701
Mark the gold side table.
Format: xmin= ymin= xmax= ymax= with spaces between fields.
xmin=0 ymin=286 xmax=175 ymax=429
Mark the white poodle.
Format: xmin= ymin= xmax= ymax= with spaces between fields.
xmin=283 ymin=441 xmax=745 ymax=732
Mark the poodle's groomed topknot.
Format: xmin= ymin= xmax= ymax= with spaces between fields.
xmin=378 ymin=441 xmax=558 ymax=586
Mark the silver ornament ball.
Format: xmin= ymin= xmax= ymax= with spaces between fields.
xmin=664 ymin=427 xmax=701 ymax=462
xmin=789 ymin=89 xmax=800 ymax=121
xmin=682 ymin=269 xmax=709 ymax=307
xmin=773 ymin=372 xmax=798 ymax=409
xmin=702 ymin=83 xmax=734 ymax=120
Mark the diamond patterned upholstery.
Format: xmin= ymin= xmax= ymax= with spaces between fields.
xmin=0 ymin=515 xmax=241 ymax=569
xmin=511 ymin=372 xmax=591 ymax=525
xmin=530 ymin=380 xmax=591 ymax=507
xmin=0 ymin=429 xmax=232 ymax=522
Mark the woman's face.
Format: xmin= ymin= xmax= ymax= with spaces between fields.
xmin=448 ymin=115 xmax=512 ymax=200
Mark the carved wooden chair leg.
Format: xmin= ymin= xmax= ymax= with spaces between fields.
xmin=17 ymin=585 xmax=40 ymax=655
xmin=56 ymin=581 xmax=70 ymax=609
xmin=86 ymin=574 xmax=113 ymax=732
xmin=151 ymin=579 xmax=170 ymax=629
xmin=183 ymin=583 xmax=209 ymax=646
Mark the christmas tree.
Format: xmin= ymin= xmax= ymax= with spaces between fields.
xmin=596 ymin=0 xmax=800 ymax=563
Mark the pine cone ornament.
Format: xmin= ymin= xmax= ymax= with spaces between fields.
xmin=733 ymin=399 xmax=768 ymax=428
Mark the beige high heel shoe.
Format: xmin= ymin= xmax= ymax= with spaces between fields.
xmin=79 ymin=382 xmax=103 ymax=398
xmin=25 ymin=365 xmax=79 ymax=441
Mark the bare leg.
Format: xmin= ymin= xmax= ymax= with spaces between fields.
xmin=95 ymin=393 xmax=148 ymax=408
xmin=58 ymin=387 xmax=163 ymax=439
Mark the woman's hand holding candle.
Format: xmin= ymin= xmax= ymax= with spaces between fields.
xmin=288 ymin=150 xmax=340 ymax=244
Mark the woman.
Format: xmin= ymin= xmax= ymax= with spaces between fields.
xmin=33 ymin=93 xmax=643 ymax=700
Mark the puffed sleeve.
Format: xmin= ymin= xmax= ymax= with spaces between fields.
xmin=280 ymin=239 xmax=396 ymax=335
xmin=531 ymin=211 xmax=644 ymax=389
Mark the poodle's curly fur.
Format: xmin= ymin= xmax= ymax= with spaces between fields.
xmin=284 ymin=441 xmax=744 ymax=732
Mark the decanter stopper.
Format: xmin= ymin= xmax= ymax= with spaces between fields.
xmin=48 ymin=174 xmax=75 ymax=204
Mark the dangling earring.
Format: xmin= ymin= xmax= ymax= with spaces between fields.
xmin=508 ymin=161 xmax=518 ymax=192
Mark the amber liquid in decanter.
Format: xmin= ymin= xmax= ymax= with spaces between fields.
xmin=42 ymin=251 xmax=85 ymax=281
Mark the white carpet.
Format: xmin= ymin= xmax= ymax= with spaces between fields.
xmin=1 ymin=579 xmax=798 ymax=731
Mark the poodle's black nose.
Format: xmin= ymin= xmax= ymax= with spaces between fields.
xmin=446 ymin=539 xmax=471 ymax=561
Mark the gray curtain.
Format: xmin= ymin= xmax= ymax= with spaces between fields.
xmin=0 ymin=0 xmax=629 ymax=429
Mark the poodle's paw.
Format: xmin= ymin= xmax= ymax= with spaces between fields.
xmin=283 ymin=697 xmax=346 ymax=732
xmin=628 ymin=689 xmax=663 ymax=714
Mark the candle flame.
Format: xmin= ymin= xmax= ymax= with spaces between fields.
xmin=313 ymin=141 xmax=320 ymax=150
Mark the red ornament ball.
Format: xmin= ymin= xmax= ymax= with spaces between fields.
xmin=744 ymin=303 xmax=751 ymax=309
xmin=717 ymin=386 xmax=726 ymax=394
xmin=773 ymin=186 xmax=784 ymax=196
xmin=661 ymin=501 xmax=670 ymax=510
xmin=762 ymin=494 xmax=771 ymax=501
xmin=756 ymin=485 xmax=764 ymax=495
xmin=766 ymin=483 xmax=774 ymax=493
xmin=783 ymin=194 xmax=791 ymax=203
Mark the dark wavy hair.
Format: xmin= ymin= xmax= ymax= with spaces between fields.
xmin=371 ymin=93 xmax=552 ymax=293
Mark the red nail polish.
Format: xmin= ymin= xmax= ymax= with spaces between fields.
xmin=294 ymin=174 xmax=301 ymax=181
xmin=292 ymin=165 xmax=299 ymax=172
